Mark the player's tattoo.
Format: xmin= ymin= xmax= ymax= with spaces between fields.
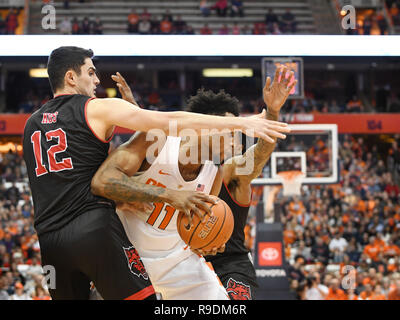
xmin=103 ymin=173 xmax=166 ymax=203
xmin=242 ymin=110 xmax=279 ymax=181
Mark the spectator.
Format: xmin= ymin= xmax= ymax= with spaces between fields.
xmin=325 ymin=278 xmax=347 ymax=300
xmin=138 ymin=16 xmax=151 ymax=35
xmin=265 ymin=8 xmax=279 ymax=32
xmin=311 ymin=237 xmax=330 ymax=264
xmin=252 ymin=22 xmax=266 ymax=35
xmin=212 ymin=0 xmax=228 ymax=17
xmin=160 ymin=16 xmax=173 ymax=35
xmin=63 ymin=0 xmax=70 ymax=10
xmin=370 ymin=284 xmax=387 ymax=300
xmin=271 ymin=22 xmax=281 ymax=35
xmin=363 ymin=236 xmax=382 ymax=262
xmin=200 ymin=0 xmax=211 ymax=17
xmin=150 ymin=16 xmax=160 ymax=34
xmin=241 ymin=24 xmax=251 ymax=35
xmin=388 ymin=279 xmax=400 ymax=300
xmin=230 ymin=0 xmax=244 ymax=17
xmin=288 ymin=256 xmax=306 ymax=283
xmin=200 ymin=23 xmax=213 ymax=35
xmin=32 ymin=285 xmax=51 ymax=300
xmin=346 ymin=95 xmax=363 ymax=112
xmin=218 ymin=24 xmax=229 ymax=35
xmin=0 ymin=276 xmax=9 ymax=300
xmin=71 ymin=17 xmax=80 ymax=35
xmin=390 ymin=3 xmax=400 ymax=25
xmin=376 ymin=11 xmax=388 ymax=35
xmin=0 ymin=13 xmax=6 ymax=35
xmin=359 ymin=283 xmax=374 ymax=300
xmin=128 ymin=9 xmax=140 ymax=34
xmin=80 ymin=16 xmax=91 ymax=34
xmin=91 ymin=17 xmax=103 ymax=35
xmin=184 ymin=25 xmax=195 ymax=35
xmin=231 ymin=22 xmax=241 ymax=35
xmin=173 ymin=15 xmax=187 ymax=34
xmin=362 ymin=15 xmax=372 ymax=35
xmin=59 ymin=17 xmax=72 ymax=35
xmin=281 ymin=9 xmax=296 ymax=33
xmin=305 ymin=272 xmax=329 ymax=300
xmin=329 ymin=232 xmax=348 ymax=263
xmin=9 ymin=282 xmax=31 ymax=300
xmin=5 ymin=8 xmax=19 ymax=35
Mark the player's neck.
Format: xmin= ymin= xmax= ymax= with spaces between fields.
xmin=54 ymin=87 xmax=79 ymax=97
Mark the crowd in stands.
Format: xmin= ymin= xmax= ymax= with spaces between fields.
xmin=0 ymin=8 xmax=20 ymax=35
xmin=127 ymin=9 xmax=194 ymax=35
xmin=125 ymin=5 xmax=297 ymax=35
xmin=58 ymin=16 xmax=103 ymax=35
xmin=0 ymin=150 xmax=51 ymax=300
xmin=275 ymin=134 xmax=400 ymax=300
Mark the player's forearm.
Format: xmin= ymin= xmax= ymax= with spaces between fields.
xmin=246 ymin=110 xmax=279 ymax=179
xmin=164 ymin=111 xmax=246 ymax=135
xmin=91 ymin=169 xmax=170 ymax=204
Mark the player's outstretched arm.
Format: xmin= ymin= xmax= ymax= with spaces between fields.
xmin=91 ymin=133 xmax=216 ymax=223
xmin=86 ymin=97 xmax=290 ymax=142
xmin=222 ymin=65 xmax=297 ymax=203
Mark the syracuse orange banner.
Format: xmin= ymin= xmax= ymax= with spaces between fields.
xmin=1 ymin=113 xmax=400 ymax=135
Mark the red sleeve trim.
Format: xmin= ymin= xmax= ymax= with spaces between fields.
xmin=124 ymin=285 xmax=155 ymax=300
xmin=84 ymin=97 xmax=115 ymax=143
xmin=222 ymin=179 xmax=252 ymax=208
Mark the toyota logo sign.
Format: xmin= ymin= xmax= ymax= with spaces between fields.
xmin=261 ymin=247 xmax=279 ymax=261
xmin=258 ymin=242 xmax=282 ymax=266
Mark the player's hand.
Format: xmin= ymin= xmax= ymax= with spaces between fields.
xmin=240 ymin=110 xmax=291 ymax=143
xmin=167 ymin=190 xmax=217 ymax=227
xmin=111 ymin=72 xmax=138 ymax=106
xmin=191 ymin=244 xmax=226 ymax=256
xmin=263 ymin=64 xmax=297 ymax=114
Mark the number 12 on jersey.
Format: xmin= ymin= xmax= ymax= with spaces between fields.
xmin=31 ymin=129 xmax=73 ymax=177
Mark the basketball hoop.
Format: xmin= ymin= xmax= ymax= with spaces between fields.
xmin=276 ymin=170 xmax=305 ymax=196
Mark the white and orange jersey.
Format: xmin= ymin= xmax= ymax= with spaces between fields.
xmin=116 ymin=136 xmax=228 ymax=300
xmin=117 ymin=136 xmax=218 ymax=258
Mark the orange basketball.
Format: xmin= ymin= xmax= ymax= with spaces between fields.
xmin=177 ymin=195 xmax=234 ymax=251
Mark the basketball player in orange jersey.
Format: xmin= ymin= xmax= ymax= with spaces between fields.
xmin=195 ymin=65 xmax=296 ymax=300
xmin=91 ymin=86 xmax=291 ymax=299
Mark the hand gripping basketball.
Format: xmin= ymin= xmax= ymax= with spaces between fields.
xmin=177 ymin=195 xmax=234 ymax=252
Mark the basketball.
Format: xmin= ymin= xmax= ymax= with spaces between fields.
xmin=177 ymin=195 xmax=234 ymax=251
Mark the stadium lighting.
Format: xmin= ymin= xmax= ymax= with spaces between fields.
xmin=29 ymin=68 xmax=48 ymax=78
xmin=203 ymin=68 xmax=253 ymax=77
xmin=0 ymin=35 xmax=400 ymax=57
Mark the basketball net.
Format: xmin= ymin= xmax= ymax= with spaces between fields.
xmin=276 ymin=170 xmax=305 ymax=196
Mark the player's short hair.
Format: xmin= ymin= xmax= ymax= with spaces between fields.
xmin=47 ymin=46 xmax=94 ymax=92
xmin=185 ymin=88 xmax=240 ymax=116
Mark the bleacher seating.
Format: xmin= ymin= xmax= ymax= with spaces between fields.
xmin=28 ymin=0 xmax=317 ymax=35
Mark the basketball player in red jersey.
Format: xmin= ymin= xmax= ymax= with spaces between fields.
xmin=23 ymin=46 xmax=290 ymax=300
xmin=201 ymin=65 xmax=296 ymax=300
